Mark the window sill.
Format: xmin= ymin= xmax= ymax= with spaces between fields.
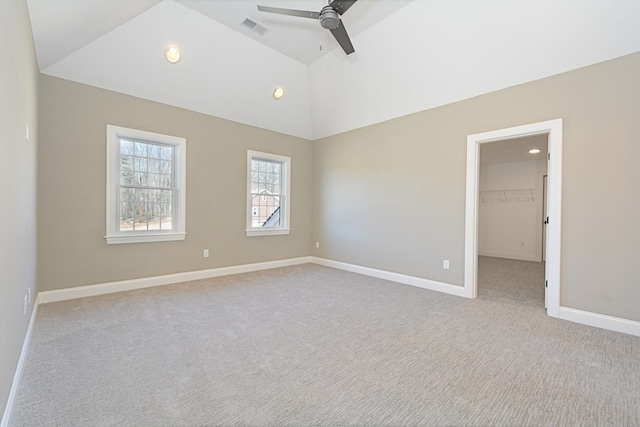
xmin=105 ymin=232 xmax=186 ymax=245
xmin=246 ymin=228 xmax=290 ymax=237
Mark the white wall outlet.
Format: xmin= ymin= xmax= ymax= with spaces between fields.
xmin=203 ymin=249 xmax=209 ymax=258
xmin=315 ymin=241 xmax=320 ymax=249
xmin=443 ymin=260 xmax=450 ymax=270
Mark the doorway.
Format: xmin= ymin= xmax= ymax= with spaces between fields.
xmin=464 ymin=119 xmax=563 ymax=318
xmin=476 ymin=135 xmax=548 ymax=307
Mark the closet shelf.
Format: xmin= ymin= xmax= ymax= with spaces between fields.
xmin=480 ymin=189 xmax=535 ymax=203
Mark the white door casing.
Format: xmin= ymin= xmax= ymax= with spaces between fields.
xmin=464 ymin=119 xmax=562 ymax=317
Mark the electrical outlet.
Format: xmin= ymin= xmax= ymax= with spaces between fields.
xmin=443 ymin=260 xmax=450 ymax=270
xmin=203 ymin=249 xmax=209 ymax=258
xmin=315 ymin=242 xmax=320 ymax=249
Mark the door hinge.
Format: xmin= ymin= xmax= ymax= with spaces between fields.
xmin=545 ymin=280 xmax=548 ymax=288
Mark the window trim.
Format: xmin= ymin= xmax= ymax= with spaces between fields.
xmin=105 ymin=125 xmax=186 ymax=244
xmin=246 ymin=150 xmax=291 ymax=237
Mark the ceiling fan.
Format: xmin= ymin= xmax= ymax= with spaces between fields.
xmin=257 ymin=0 xmax=358 ymax=55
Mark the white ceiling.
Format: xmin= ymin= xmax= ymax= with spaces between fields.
xmin=26 ymin=0 xmax=640 ymax=140
xmin=480 ymin=135 xmax=548 ymax=165
xmin=178 ymin=0 xmax=413 ymax=65
xmin=27 ymin=0 xmax=412 ymax=69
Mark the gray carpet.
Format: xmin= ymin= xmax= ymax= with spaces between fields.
xmin=9 ymin=258 xmax=640 ymax=426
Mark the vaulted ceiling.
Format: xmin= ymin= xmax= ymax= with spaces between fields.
xmin=27 ymin=0 xmax=640 ymax=140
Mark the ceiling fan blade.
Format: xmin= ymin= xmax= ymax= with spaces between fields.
xmin=257 ymin=5 xmax=320 ymax=20
xmin=330 ymin=20 xmax=355 ymax=55
xmin=329 ymin=0 xmax=358 ymax=15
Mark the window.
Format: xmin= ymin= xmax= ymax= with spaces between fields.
xmin=106 ymin=125 xmax=186 ymax=244
xmin=247 ymin=150 xmax=290 ymax=236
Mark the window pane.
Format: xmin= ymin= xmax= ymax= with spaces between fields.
xmin=160 ymin=160 xmax=172 ymax=174
xmin=147 ymin=205 xmax=161 ymax=230
xmin=134 ymin=200 xmax=147 ymax=231
xmin=119 ymin=188 xmax=134 ymax=231
xmin=120 ymin=156 xmax=133 ymax=185
xmin=160 ymin=216 xmax=172 ymax=230
xmin=160 ymin=190 xmax=172 ymax=204
xmin=149 ymin=159 xmax=160 ymax=173
xmin=135 ymin=142 xmax=148 ymax=157
xmin=148 ymin=173 xmax=159 ymax=187
xmin=158 ymin=174 xmax=170 ymax=188
xmin=148 ymin=144 xmax=161 ymax=159
xmin=135 ymin=158 xmax=148 ymax=172
xmin=119 ymin=188 xmax=174 ymax=232
xmin=250 ymin=159 xmax=283 ymax=228
xmin=134 ymin=172 xmax=147 ymax=186
xmin=251 ymin=159 xmax=282 ymax=197
xmin=120 ymin=139 xmax=134 ymax=155
xmin=161 ymin=146 xmax=172 ymax=161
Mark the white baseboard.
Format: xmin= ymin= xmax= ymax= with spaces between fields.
xmin=310 ymin=257 xmax=467 ymax=298
xmin=38 ymin=256 xmax=465 ymax=305
xmin=478 ymin=251 xmax=541 ymax=263
xmin=558 ymin=306 xmax=640 ymax=337
xmin=25 ymin=256 xmax=640 ymax=338
xmin=38 ymin=257 xmax=312 ymax=304
xmin=1 ymin=295 xmax=39 ymax=427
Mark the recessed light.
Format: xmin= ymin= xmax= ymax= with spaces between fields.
xmin=165 ymin=47 xmax=181 ymax=63
xmin=273 ymin=87 xmax=284 ymax=100
xmin=528 ymin=148 xmax=541 ymax=154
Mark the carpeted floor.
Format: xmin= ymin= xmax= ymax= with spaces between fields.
xmin=9 ymin=258 xmax=640 ymax=426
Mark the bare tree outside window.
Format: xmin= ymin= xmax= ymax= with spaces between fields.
xmin=106 ymin=125 xmax=186 ymax=244
xmin=119 ymin=138 xmax=174 ymax=232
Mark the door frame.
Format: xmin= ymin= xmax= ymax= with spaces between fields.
xmin=542 ymin=174 xmax=548 ymax=263
xmin=463 ymin=119 xmax=563 ymax=317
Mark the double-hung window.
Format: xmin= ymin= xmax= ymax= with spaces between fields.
xmin=106 ymin=125 xmax=186 ymax=244
xmin=246 ymin=150 xmax=291 ymax=236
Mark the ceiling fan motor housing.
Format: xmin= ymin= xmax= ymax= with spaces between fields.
xmin=320 ymin=6 xmax=340 ymax=30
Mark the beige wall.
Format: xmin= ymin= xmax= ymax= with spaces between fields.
xmin=479 ymin=159 xmax=547 ymax=262
xmin=37 ymin=75 xmax=313 ymax=292
xmin=313 ymin=52 xmax=640 ymax=322
xmin=0 ymin=0 xmax=39 ymax=419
